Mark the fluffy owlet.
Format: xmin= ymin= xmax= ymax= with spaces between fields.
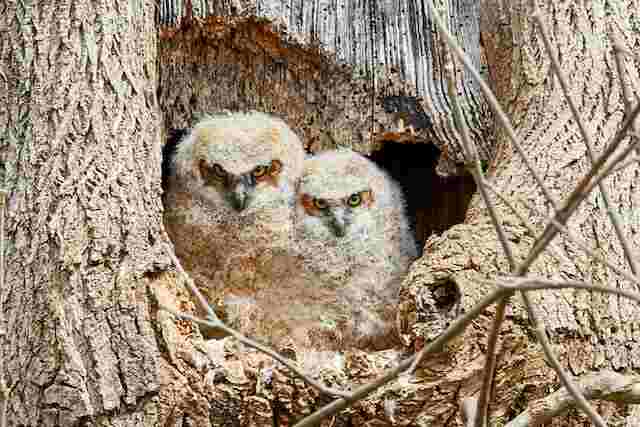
xmin=294 ymin=149 xmax=418 ymax=350
xmin=162 ymin=112 xmax=305 ymax=319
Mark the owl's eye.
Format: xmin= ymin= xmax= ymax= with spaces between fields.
xmin=269 ymin=159 xmax=282 ymax=176
xmin=200 ymin=160 xmax=228 ymax=184
xmin=313 ymin=198 xmax=329 ymax=210
xmin=252 ymin=165 xmax=268 ymax=178
xmin=212 ymin=164 xmax=227 ymax=180
xmin=346 ymin=193 xmax=362 ymax=207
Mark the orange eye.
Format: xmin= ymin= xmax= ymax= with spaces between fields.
xmin=313 ymin=198 xmax=328 ymax=210
xmin=252 ymin=165 xmax=268 ymax=178
xmin=269 ymin=159 xmax=282 ymax=176
xmin=346 ymin=193 xmax=362 ymax=207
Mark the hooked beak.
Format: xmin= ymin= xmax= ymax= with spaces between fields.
xmin=229 ymin=179 xmax=252 ymax=212
xmin=329 ymin=208 xmax=348 ymax=237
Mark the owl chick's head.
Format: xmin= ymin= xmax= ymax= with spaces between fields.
xmin=171 ymin=112 xmax=305 ymax=212
xmin=296 ymin=149 xmax=392 ymax=241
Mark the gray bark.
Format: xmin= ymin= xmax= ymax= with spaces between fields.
xmin=0 ymin=0 xmax=166 ymax=425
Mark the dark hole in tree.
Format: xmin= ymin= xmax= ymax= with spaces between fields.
xmin=368 ymin=142 xmax=477 ymax=254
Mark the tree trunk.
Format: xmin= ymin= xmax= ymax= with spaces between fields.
xmin=396 ymin=0 xmax=640 ymax=425
xmin=0 ymin=1 xmax=165 ymax=425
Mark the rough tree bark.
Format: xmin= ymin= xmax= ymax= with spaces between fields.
xmin=396 ymin=0 xmax=640 ymax=425
xmin=0 ymin=1 xmax=166 ymax=425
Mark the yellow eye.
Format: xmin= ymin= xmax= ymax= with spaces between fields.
xmin=313 ymin=198 xmax=328 ymax=210
xmin=253 ymin=165 xmax=268 ymax=178
xmin=347 ymin=193 xmax=362 ymax=207
xmin=212 ymin=164 xmax=227 ymax=180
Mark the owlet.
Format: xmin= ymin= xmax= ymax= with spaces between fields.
xmin=294 ymin=149 xmax=418 ymax=350
xmin=162 ymin=112 xmax=305 ymax=321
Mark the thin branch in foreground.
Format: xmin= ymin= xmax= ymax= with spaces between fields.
xmin=164 ymin=245 xmax=222 ymax=324
xmin=294 ymin=288 xmax=511 ymax=427
xmin=499 ymin=277 xmax=640 ymax=306
xmin=521 ymin=101 xmax=640 ymax=272
xmin=518 ymin=291 xmax=607 ymax=427
xmin=531 ymin=10 xmax=639 ymax=276
xmin=612 ymin=42 xmax=634 ymax=117
xmin=505 ymin=371 xmax=640 ymax=427
xmin=482 ymin=181 xmax=640 ymax=289
xmin=159 ymin=304 xmax=353 ymax=399
xmin=443 ymin=42 xmax=515 ymax=427
xmin=443 ymin=41 xmax=516 ymax=270
xmin=474 ymin=298 xmax=507 ymax=427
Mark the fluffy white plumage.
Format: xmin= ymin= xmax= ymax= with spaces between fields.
xmin=163 ymin=112 xmax=305 ymax=308
xmin=294 ymin=149 xmax=418 ymax=349
xmin=164 ymin=117 xmax=418 ymax=350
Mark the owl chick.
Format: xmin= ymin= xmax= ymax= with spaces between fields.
xmin=294 ymin=149 xmax=418 ymax=350
xmin=162 ymin=112 xmax=305 ymax=315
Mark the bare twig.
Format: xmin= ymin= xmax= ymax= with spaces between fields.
xmin=612 ymin=42 xmax=634 ymax=115
xmin=474 ymin=298 xmax=507 ymax=427
xmin=294 ymin=287 xmax=511 ymax=427
xmin=532 ymin=10 xmax=639 ymax=276
xmin=483 ymin=181 xmax=640 ymax=289
xmin=443 ymin=47 xmax=516 ymax=271
xmin=443 ymin=46 xmax=514 ymax=427
xmin=522 ymin=101 xmax=640 ymax=271
xmin=611 ymin=38 xmax=640 ymax=179
xmin=505 ymin=371 xmax=640 ymax=427
xmin=499 ymin=277 xmax=640 ymax=306
xmin=519 ymin=292 xmax=607 ymax=427
xmin=164 ymin=245 xmax=221 ymax=323
xmin=0 ymin=190 xmax=8 ymax=427
xmin=159 ymin=304 xmax=353 ymax=399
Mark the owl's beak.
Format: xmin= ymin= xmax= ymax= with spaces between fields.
xmin=330 ymin=208 xmax=348 ymax=237
xmin=229 ymin=177 xmax=253 ymax=211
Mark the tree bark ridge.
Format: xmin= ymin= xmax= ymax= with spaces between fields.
xmin=0 ymin=0 xmax=166 ymax=425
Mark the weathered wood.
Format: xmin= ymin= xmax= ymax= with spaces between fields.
xmin=157 ymin=0 xmax=491 ymax=175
